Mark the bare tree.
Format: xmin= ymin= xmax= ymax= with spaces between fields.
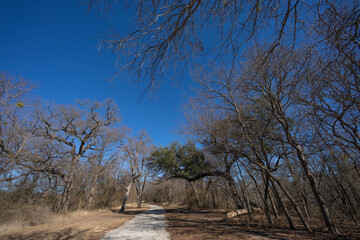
xmin=119 ymin=130 xmax=152 ymax=211
xmin=243 ymin=47 xmax=338 ymax=233
xmin=88 ymin=0 xmax=359 ymax=96
xmin=89 ymin=0 xmax=313 ymax=90
xmin=33 ymin=99 xmax=119 ymax=213
xmin=85 ymin=127 xmax=126 ymax=209
xmin=0 ymin=72 xmax=35 ymax=182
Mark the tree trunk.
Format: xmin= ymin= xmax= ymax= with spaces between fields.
xmin=272 ymin=101 xmax=338 ymax=233
xmin=269 ymin=171 xmax=312 ymax=232
xmin=269 ymin=189 xmax=279 ymax=220
xmin=234 ymin=162 xmax=253 ymax=220
xmin=263 ymin=173 xmax=275 ymax=225
xmin=77 ymin=197 xmax=83 ymax=211
xmin=294 ymin=144 xmax=338 ymax=233
xmin=211 ymin=179 xmax=218 ymax=208
xmin=42 ymin=175 xmax=55 ymax=205
xmin=59 ymin=179 xmax=73 ymax=214
xmin=286 ymin=158 xmax=310 ymax=220
xmin=87 ymin=171 xmax=99 ymax=209
xmin=136 ymin=175 xmax=147 ymax=208
xmin=249 ymin=159 xmax=312 ymax=231
xmin=225 ymin=174 xmax=244 ymax=209
xmin=58 ymin=155 xmax=80 ymax=214
xmin=270 ymin=179 xmax=296 ymax=229
xmin=241 ymin=162 xmax=273 ymax=224
xmin=188 ymin=181 xmax=201 ymax=207
xmin=327 ymin=160 xmax=359 ymax=225
xmin=135 ymin=178 xmax=142 ymax=208
xmin=120 ymin=180 xmax=133 ymax=212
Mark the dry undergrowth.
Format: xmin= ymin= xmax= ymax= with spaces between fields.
xmin=163 ymin=205 xmax=360 ymax=240
xmin=0 ymin=203 xmax=149 ymax=240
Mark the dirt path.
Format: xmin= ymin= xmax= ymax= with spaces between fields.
xmin=102 ymin=205 xmax=170 ymax=240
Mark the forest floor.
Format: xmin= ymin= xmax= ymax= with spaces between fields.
xmin=1 ymin=204 xmax=359 ymax=240
xmin=163 ymin=205 xmax=360 ymax=240
xmin=0 ymin=204 xmax=149 ymax=240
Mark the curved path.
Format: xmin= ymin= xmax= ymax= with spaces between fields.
xmin=102 ymin=204 xmax=170 ymax=240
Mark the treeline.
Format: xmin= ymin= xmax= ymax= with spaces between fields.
xmin=147 ymin=44 xmax=360 ymax=233
xmin=0 ymin=73 xmax=152 ymax=223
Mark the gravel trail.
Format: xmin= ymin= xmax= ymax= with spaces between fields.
xmin=102 ymin=204 xmax=170 ymax=240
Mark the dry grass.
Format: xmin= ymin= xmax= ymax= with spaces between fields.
xmin=0 ymin=203 xmax=149 ymax=240
xmin=163 ymin=205 xmax=360 ymax=240
xmin=0 ymin=205 xmax=57 ymax=234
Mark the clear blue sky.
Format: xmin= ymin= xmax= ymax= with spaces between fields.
xmin=0 ymin=0 xmax=190 ymax=146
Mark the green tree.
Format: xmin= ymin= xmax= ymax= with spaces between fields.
xmin=149 ymin=141 xmax=211 ymax=181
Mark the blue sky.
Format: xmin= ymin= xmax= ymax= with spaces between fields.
xmin=0 ymin=0 xmax=191 ymax=146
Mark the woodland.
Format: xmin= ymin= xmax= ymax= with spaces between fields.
xmin=0 ymin=0 xmax=359 ymax=238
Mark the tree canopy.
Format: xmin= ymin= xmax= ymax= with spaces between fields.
xmin=148 ymin=141 xmax=213 ymax=181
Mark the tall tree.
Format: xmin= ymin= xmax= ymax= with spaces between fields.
xmin=85 ymin=127 xmax=126 ymax=209
xmin=243 ymin=47 xmax=338 ymax=233
xmin=0 ymin=72 xmax=34 ymax=182
xmin=119 ymin=130 xmax=152 ymax=211
xmin=33 ymin=99 xmax=119 ymax=213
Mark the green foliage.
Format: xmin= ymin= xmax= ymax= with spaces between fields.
xmin=148 ymin=141 xmax=210 ymax=180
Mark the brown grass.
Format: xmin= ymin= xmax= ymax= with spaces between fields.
xmin=0 ymin=203 xmax=149 ymax=240
xmin=163 ymin=205 xmax=360 ymax=240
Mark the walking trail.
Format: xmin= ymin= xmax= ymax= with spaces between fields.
xmin=102 ymin=204 xmax=170 ymax=240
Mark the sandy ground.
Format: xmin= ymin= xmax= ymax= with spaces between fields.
xmin=102 ymin=204 xmax=170 ymax=240
xmin=0 ymin=204 xmax=149 ymax=240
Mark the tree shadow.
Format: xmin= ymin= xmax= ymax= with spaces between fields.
xmin=165 ymin=208 xmax=359 ymax=240
xmin=165 ymin=207 xmax=225 ymax=215
xmin=115 ymin=207 xmax=165 ymax=215
xmin=164 ymin=209 xmax=289 ymax=240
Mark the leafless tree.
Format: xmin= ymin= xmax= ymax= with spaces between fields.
xmin=85 ymin=126 xmax=127 ymax=209
xmin=183 ymin=71 xmax=312 ymax=229
xmin=32 ymin=99 xmax=119 ymax=213
xmin=0 ymin=72 xmax=35 ymax=182
xmin=241 ymin=46 xmax=339 ymax=233
xmin=89 ymin=1 xmax=357 ymax=95
xmin=119 ymin=130 xmax=153 ymax=211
